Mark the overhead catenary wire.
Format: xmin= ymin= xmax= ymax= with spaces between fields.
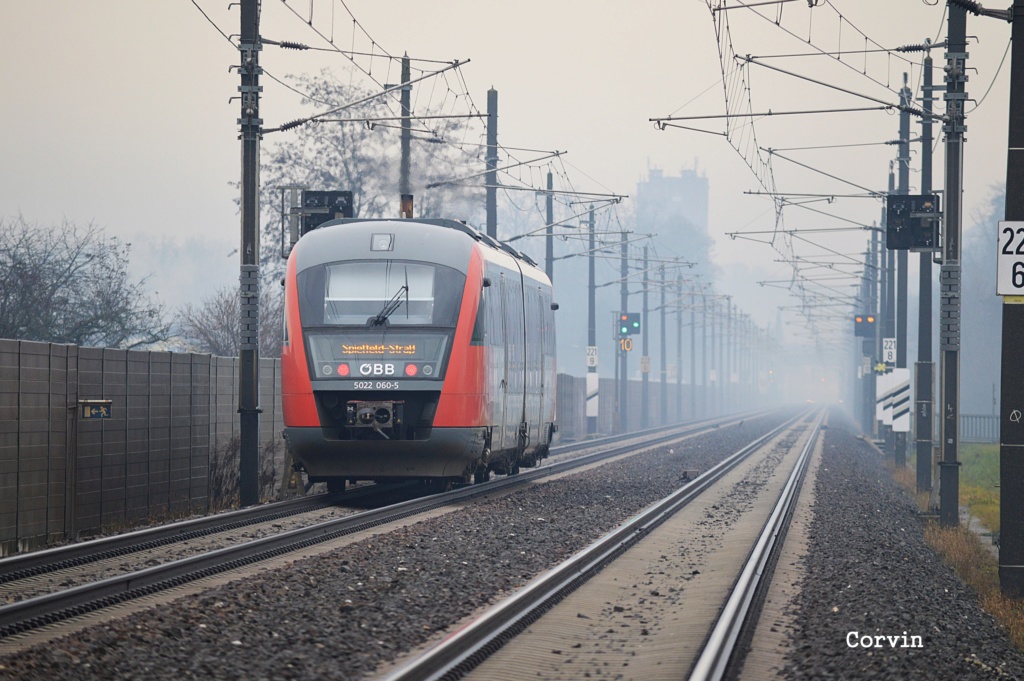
xmin=724 ymin=0 xmax=920 ymax=94
xmin=189 ymin=0 xmax=581 ymax=246
xmin=741 ymin=55 xmax=942 ymax=122
xmin=968 ymin=36 xmax=1012 ymax=112
xmin=700 ymin=0 xmax=946 ymax=339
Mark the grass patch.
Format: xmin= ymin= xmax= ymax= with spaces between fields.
xmin=961 ymin=443 xmax=1000 ymax=488
xmin=886 ymin=444 xmax=1024 ymax=651
xmin=924 ymin=523 xmax=1024 ymax=650
xmin=893 ymin=442 xmax=1001 ymax=532
xmin=962 ymin=484 xmax=1000 ymax=535
xmin=961 ymin=443 xmax=1001 ymax=534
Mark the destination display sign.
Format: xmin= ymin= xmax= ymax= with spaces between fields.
xmin=307 ymin=332 xmax=449 ymax=380
xmin=341 ymin=343 xmax=417 ymax=356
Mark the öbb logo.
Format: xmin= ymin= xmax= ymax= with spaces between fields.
xmin=359 ymin=363 xmax=395 ymax=376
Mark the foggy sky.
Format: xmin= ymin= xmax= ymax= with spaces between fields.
xmin=0 ymin=1 xmax=1015 ymax=390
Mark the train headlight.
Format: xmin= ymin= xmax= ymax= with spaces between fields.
xmin=404 ymin=363 xmax=418 ymax=377
xmin=423 ymin=365 xmax=433 ymax=376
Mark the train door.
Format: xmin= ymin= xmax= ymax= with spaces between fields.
xmin=528 ymin=285 xmax=543 ymax=453
xmin=507 ymin=273 xmax=526 ymax=456
xmin=542 ymin=287 xmax=556 ymax=443
xmin=497 ymin=271 xmax=509 ymax=453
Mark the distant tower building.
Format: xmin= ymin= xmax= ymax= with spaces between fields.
xmin=636 ymin=167 xmax=711 ymax=273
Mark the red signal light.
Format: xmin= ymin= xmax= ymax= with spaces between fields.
xmin=405 ymin=364 xmax=418 ymax=376
xmin=855 ymin=316 xmax=863 ymax=323
xmin=337 ymin=363 xmax=350 ymax=377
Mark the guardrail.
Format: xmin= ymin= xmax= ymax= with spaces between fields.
xmin=961 ymin=414 xmax=999 ymax=444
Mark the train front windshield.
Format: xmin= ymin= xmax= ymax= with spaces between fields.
xmin=298 ymin=260 xmax=466 ymax=380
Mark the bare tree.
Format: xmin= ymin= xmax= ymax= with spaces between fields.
xmin=175 ymin=282 xmax=283 ymax=358
xmin=0 ymin=217 xmax=168 ymax=348
xmin=259 ymin=70 xmax=484 ymax=278
xmin=180 ymin=71 xmax=485 ymax=357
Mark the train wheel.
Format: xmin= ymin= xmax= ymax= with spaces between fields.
xmin=509 ymin=462 xmax=520 ymax=476
xmin=326 ymin=478 xmax=346 ymax=494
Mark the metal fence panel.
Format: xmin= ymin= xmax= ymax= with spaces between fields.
xmin=99 ymin=348 xmax=128 ymax=529
xmin=0 ymin=340 xmax=20 ymax=553
xmin=125 ymin=352 xmax=151 ymax=522
xmin=190 ymin=354 xmax=211 ymax=512
xmin=961 ymin=414 xmax=1000 ymax=444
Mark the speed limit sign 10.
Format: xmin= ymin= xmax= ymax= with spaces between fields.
xmin=998 ymin=221 xmax=1024 ymax=296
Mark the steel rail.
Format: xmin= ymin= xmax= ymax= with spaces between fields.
xmin=0 ymin=410 xmax=766 ymax=584
xmin=688 ymin=409 xmax=825 ymax=681
xmin=0 ymin=493 xmax=337 ymax=584
xmin=0 ymin=410 xmax=771 ymax=639
xmin=381 ymin=409 xmax=811 ymax=681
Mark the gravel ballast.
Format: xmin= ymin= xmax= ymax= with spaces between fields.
xmin=10 ymin=409 xmax=1018 ymax=681
xmin=0 ymin=414 xmax=787 ymax=681
xmin=782 ymin=413 xmax=1024 ymax=680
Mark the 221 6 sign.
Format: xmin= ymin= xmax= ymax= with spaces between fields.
xmin=998 ymin=221 xmax=1024 ymax=295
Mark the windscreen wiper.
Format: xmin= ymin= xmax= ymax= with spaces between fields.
xmin=371 ymin=284 xmax=408 ymax=326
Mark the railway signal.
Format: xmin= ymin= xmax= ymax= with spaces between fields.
xmin=618 ymin=312 xmax=641 ymax=337
xmin=854 ymin=314 xmax=876 ymax=337
xmin=885 ymin=193 xmax=941 ymax=251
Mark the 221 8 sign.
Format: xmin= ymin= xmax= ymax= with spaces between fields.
xmin=998 ymin=221 xmax=1024 ymax=295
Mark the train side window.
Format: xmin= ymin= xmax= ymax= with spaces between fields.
xmin=487 ymin=266 xmax=503 ymax=347
xmin=471 ymin=286 xmax=486 ymax=345
xmin=542 ymin=289 xmax=555 ymax=358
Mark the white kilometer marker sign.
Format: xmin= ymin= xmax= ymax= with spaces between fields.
xmin=998 ymin=221 xmax=1024 ymax=296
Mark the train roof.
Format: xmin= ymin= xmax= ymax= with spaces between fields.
xmin=303 ymin=217 xmax=542 ymax=271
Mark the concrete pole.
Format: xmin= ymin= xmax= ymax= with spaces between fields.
xmin=619 ymin=230 xmax=629 ymax=433
xmin=660 ymin=266 xmax=667 ymax=425
xmin=642 ymin=247 xmax=649 ymax=428
xmin=399 ymin=54 xmax=411 ymax=213
xmin=545 ymin=172 xmax=554 ymax=282
xmin=689 ymin=284 xmax=696 ymax=420
xmin=895 ymin=73 xmax=911 ymax=467
xmin=917 ymin=52 xmax=936 ymax=493
xmin=238 ymin=0 xmax=262 ymax=507
xmin=587 ymin=206 xmax=597 ymax=436
xmin=486 ymin=88 xmax=498 ymax=239
xmin=999 ymin=0 xmax=1024 ymax=593
xmin=939 ymin=4 xmax=967 ymax=528
xmin=884 ymin=164 xmax=896 ymax=457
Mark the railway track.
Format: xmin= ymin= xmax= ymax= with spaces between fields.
xmin=0 ymin=411 xmax=765 ymax=644
xmin=381 ymin=408 xmax=822 ymax=681
xmin=0 ymin=491 xmax=343 ymax=587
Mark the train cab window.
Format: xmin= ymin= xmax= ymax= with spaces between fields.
xmin=325 ymin=262 xmax=433 ymax=325
xmin=298 ymin=260 xmax=465 ymax=328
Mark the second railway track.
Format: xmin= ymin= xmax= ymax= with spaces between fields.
xmin=0 ymin=410 xmax=775 ymax=650
xmin=384 ymin=409 xmax=823 ymax=681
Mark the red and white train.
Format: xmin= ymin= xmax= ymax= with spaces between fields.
xmin=281 ymin=218 xmax=558 ymax=489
